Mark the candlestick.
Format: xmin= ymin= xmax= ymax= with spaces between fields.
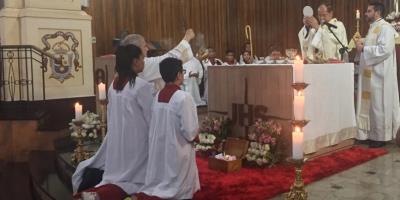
xmin=292 ymin=127 xmax=304 ymax=160
xmin=285 ymin=158 xmax=308 ymax=200
xmin=98 ymin=82 xmax=106 ymax=100
xmin=294 ymin=90 xmax=305 ymax=120
xmin=294 ymin=56 xmax=304 ymax=83
xmin=75 ymin=102 xmax=82 ymax=120
xmin=356 ymin=10 xmax=360 ymax=19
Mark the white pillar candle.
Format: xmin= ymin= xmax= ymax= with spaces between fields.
xmin=292 ymin=126 xmax=304 ymax=160
xmin=294 ymin=56 xmax=304 ymax=83
xmin=75 ymin=102 xmax=82 ymax=120
xmin=294 ymin=90 xmax=305 ymax=120
xmin=356 ymin=10 xmax=360 ymax=19
xmin=98 ymin=82 xmax=106 ymax=100
xmin=396 ymin=0 xmax=399 ymax=13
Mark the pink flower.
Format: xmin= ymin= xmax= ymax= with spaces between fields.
xmin=271 ymin=138 xmax=277 ymax=145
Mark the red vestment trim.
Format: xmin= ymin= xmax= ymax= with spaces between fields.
xmin=158 ymin=84 xmax=180 ymax=103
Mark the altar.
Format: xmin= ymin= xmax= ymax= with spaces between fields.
xmin=207 ymin=63 xmax=357 ymax=155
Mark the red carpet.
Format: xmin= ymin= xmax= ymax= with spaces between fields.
xmin=193 ymin=146 xmax=387 ymax=200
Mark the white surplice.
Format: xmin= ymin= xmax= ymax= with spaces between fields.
xmin=183 ymin=57 xmax=205 ymax=106
xmin=140 ymin=88 xmax=200 ymax=199
xmin=140 ymin=40 xmax=194 ymax=91
xmin=298 ymin=18 xmax=348 ymax=63
xmin=72 ymin=77 xmax=153 ymax=195
xmin=356 ymin=18 xmax=400 ymax=141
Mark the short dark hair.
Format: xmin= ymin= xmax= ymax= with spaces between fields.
xmin=225 ymin=49 xmax=235 ymax=55
xmin=269 ymin=45 xmax=281 ymax=53
xmin=159 ymin=57 xmax=183 ymax=83
xmin=242 ymin=50 xmax=251 ymax=55
xmin=369 ymin=2 xmax=385 ymax=16
xmin=115 ymin=44 xmax=142 ymax=91
xmin=319 ymin=2 xmax=333 ymax=12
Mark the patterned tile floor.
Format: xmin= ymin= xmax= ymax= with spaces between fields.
xmin=271 ymin=143 xmax=400 ymax=200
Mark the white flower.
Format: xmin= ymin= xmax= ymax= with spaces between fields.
xmin=71 ymin=132 xmax=78 ymax=137
xmin=262 ymin=158 xmax=269 ymax=164
xmin=89 ymin=133 xmax=94 ymax=138
xmin=250 ymin=142 xmax=257 ymax=148
xmin=93 ymin=133 xmax=98 ymax=138
xmin=264 ymin=144 xmax=270 ymax=151
xmin=81 ymin=132 xmax=87 ymax=137
xmin=249 ymin=148 xmax=254 ymax=154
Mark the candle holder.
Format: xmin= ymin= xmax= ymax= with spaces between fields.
xmin=292 ymin=83 xmax=309 ymax=92
xmin=71 ymin=120 xmax=90 ymax=164
xmin=288 ymin=80 xmax=309 ymax=200
xmin=99 ymin=99 xmax=108 ymax=140
xmin=285 ymin=158 xmax=308 ymax=200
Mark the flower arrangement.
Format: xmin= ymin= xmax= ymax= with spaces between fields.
xmin=245 ymin=118 xmax=282 ymax=167
xmin=386 ymin=11 xmax=400 ymax=32
xmin=195 ymin=116 xmax=229 ymax=154
xmin=69 ymin=111 xmax=101 ymax=142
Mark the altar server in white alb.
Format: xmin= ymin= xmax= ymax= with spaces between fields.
xmin=356 ymin=2 xmax=400 ymax=148
xmin=183 ymin=56 xmax=205 ymax=106
xmin=298 ymin=3 xmax=348 ymax=63
xmin=140 ymin=57 xmax=200 ymax=199
xmin=73 ymin=45 xmax=153 ymax=198
xmin=121 ymin=29 xmax=196 ymax=91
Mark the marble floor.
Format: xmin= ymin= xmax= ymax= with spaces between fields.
xmin=272 ymin=143 xmax=400 ymax=200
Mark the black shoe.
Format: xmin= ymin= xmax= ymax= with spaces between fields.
xmin=369 ymin=141 xmax=386 ymax=148
xmin=355 ymin=139 xmax=370 ymax=145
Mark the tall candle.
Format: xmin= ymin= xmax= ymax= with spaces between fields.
xmin=75 ymin=102 xmax=82 ymax=120
xmin=98 ymin=82 xmax=106 ymax=100
xmin=292 ymin=127 xmax=304 ymax=159
xmin=356 ymin=10 xmax=360 ymax=19
xmin=397 ymin=0 xmax=399 ymax=13
xmin=294 ymin=56 xmax=304 ymax=83
xmin=294 ymin=90 xmax=305 ymax=120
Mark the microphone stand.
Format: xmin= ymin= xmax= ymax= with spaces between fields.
xmin=326 ymin=25 xmax=349 ymax=61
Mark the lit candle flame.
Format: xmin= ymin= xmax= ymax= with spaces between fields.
xmin=296 ymin=55 xmax=301 ymax=60
xmin=297 ymin=90 xmax=303 ymax=96
xmin=295 ymin=126 xmax=301 ymax=132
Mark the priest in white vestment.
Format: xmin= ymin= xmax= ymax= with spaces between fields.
xmin=201 ymin=48 xmax=223 ymax=103
xmin=355 ymin=2 xmax=400 ymax=148
xmin=121 ymin=29 xmax=195 ymax=91
xmin=298 ymin=3 xmax=348 ymax=63
xmin=140 ymin=58 xmax=200 ymax=199
xmin=183 ymin=57 xmax=205 ymax=106
xmin=72 ymin=45 xmax=153 ymax=198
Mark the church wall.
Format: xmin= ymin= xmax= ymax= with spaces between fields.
xmin=87 ymin=0 xmax=392 ymax=58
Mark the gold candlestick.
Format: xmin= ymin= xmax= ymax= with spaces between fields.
xmin=349 ymin=12 xmax=362 ymax=49
xmin=285 ymin=158 xmax=308 ymax=200
xmin=99 ymin=99 xmax=107 ymax=140
xmin=71 ymin=120 xmax=90 ymax=164
xmin=286 ymin=81 xmax=309 ymax=200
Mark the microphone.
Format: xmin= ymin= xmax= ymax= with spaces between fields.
xmin=323 ymin=22 xmax=337 ymax=29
